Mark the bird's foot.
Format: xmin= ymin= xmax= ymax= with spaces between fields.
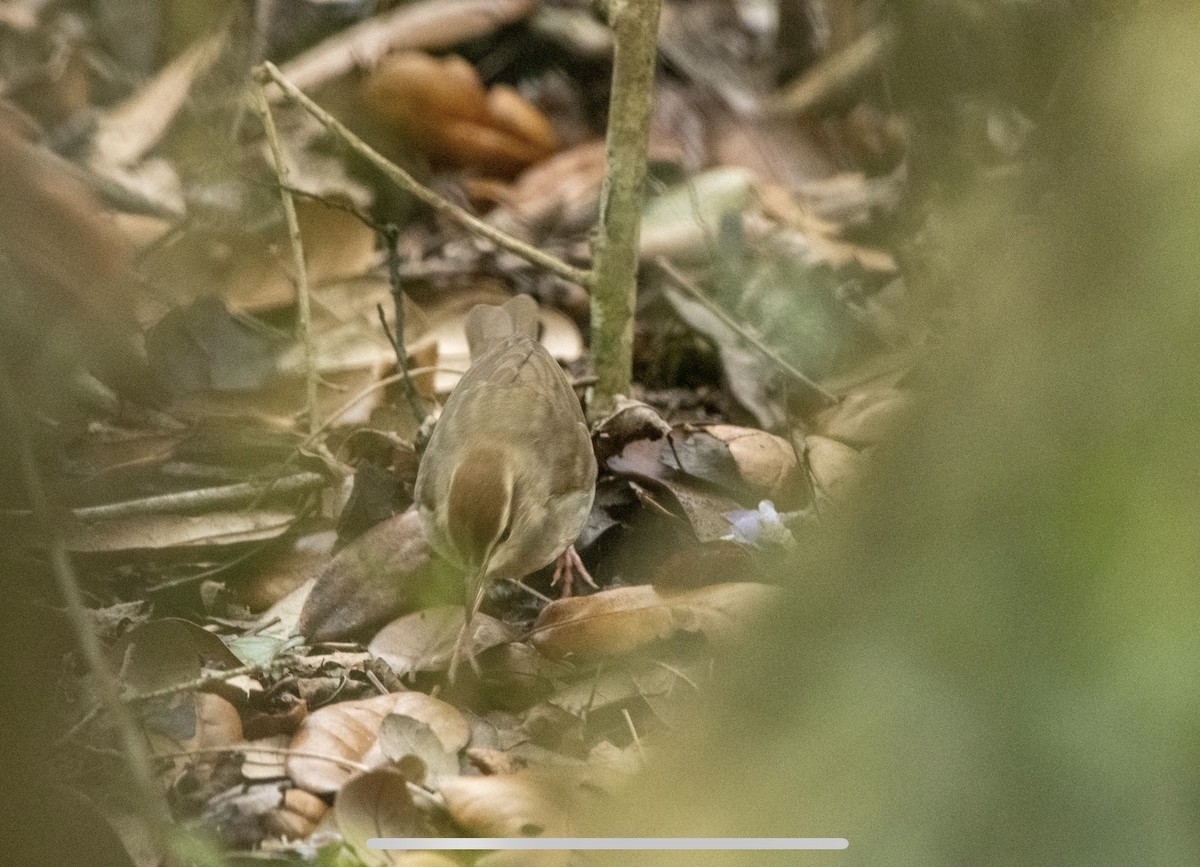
xmin=551 ymin=544 xmax=596 ymax=598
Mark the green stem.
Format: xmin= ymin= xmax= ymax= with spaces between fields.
xmin=589 ymin=0 xmax=663 ymax=418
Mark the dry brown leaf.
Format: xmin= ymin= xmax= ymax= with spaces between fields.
xmin=814 ymin=387 xmax=912 ymax=447
xmin=361 ymin=51 xmax=557 ymax=177
xmin=288 ymin=692 xmax=469 ymax=793
xmin=440 ymin=770 xmax=581 ymax=837
xmin=669 ymin=424 xmax=803 ymax=505
xmin=223 ymin=198 xmax=380 ymax=314
xmin=369 ymin=606 xmax=517 ymax=676
xmin=233 ymin=530 xmax=337 ymax=612
xmin=300 ymin=509 xmax=434 ymax=644
xmin=529 ymin=583 xmax=780 ymax=660
xmin=114 ymin=617 xmax=243 ymax=694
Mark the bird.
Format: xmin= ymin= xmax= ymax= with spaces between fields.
xmin=414 ymin=295 xmax=597 ymax=678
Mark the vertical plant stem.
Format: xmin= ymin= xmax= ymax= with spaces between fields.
xmin=0 ymin=367 xmax=174 ymax=857
xmin=589 ymin=0 xmax=663 ymax=418
xmin=253 ymin=83 xmax=320 ymax=434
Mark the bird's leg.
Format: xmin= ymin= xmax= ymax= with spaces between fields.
xmin=551 ymin=544 xmax=596 ymax=598
xmin=448 ymin=575 xmax=490 ymax=682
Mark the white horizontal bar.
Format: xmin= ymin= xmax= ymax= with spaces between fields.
xmin=368 ymin=838 xmax=848 ymax=850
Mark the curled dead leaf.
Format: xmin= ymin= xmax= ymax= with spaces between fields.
xmin=263 ymin=787 xmax=328 ymax=839
xmin=288 ymin=691 xmax=469 ymax=793
xmin=669 ymin=424 xmax=803 ymax=505
xmin=362 ymin=51 xmax=557 ymax=177
xmin=529 ymin=583 xmax=780 ymax=660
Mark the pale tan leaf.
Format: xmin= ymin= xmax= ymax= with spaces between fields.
xmin=814 ymin=388 xmax=912 ymax=447
xmin=288 ymin=692 xmax=469 ymax=793
xmin=529 ymin=583 xmax=780 ymax=660
xmin=335 ymin=768 xmax=429 ymax=865
xmin=804 ymin=435 xmax=864 ymax=498
xmin=369 ymin=606 xmax=517 ymax=676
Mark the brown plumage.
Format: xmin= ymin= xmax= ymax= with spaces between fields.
xmin=414 ymin=295 xmax=596 ymax=676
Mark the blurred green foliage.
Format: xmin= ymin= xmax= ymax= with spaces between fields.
xmin=597 ymin=4 xmax=1200 ymax=864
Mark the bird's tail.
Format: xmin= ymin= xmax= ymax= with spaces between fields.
xmin=464 ymin=294 xmax=539 ymax=360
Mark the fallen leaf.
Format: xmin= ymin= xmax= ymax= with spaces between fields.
xmin=362 ymin=51 xmax=557 ymax=177
xmin=114 ymin=618 xmax=243 ymax=694
xmin=804 ymin=434 xmax=864 ymax=499
xmin=814 ymin=387 xmax=912 ymax=447
xmin=335 ymin=768 xmax=430 ymax=866
xmin=300 ymin=509 xmax=434 ymax=643
xmin=263 ymin=787 xmax=328 ymax=839
xmin=529 ymin=583 xmax=780 ymax=660
xmin=380 ymin=713 xmax=461 ymax=785
xmin=439 ymin=770 xmax=583 ymax=837
xmin=288 ymin=692 xmax=469 ymax=793
xmin=369 ymin=606 xmax=517 ymax=676
xmin=57 ymin=510 xmax=296 ymax=555
xmin=666 ymin=424 xmax=803 ymax=505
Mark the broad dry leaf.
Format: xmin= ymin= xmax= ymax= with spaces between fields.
xmin=115 ymin=617 xmax=243 ymax=694
xmin=804 ymin=434 xmax=864 ymax=498
xmin=379 ymin=713 xmax=460 ymax=785
xmin=223 ymin=198 xmax=380 ymax=314
xmin=814 ymin=387 xmax=912 ymax=447
xmin=361 ymin=51 xmax=556 ymax=177
xmin=529 ymin=583 xmax=780 ymax=660
xmin=288 ymin=692 xmax=469 ymax=793
xmin=369 ymin=606 xmax=517 ymax=676
xmin=439 ymin=770 xmax=580 ymax=837
xmin=300 ymin=509 xmax=433 ymax=644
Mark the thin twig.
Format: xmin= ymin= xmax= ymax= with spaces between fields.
xmin=381 ymin=223 xmax=428 ymax=423
xmin=124 ymin=656 xmax=296 ymax=705
xmin=253 ymin=81 xmax=321 ymax=434
xmin=655 ymin=256 xmax=838 ymax=409
xmin=766 ymin=24 xmax=894 ymax=118
xmin=255 ymin=62 xmax=594 ymax=289
xmin=0 ymin=367 xmax=174 ymax=857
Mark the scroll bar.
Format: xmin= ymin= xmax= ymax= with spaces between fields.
xmin=368 ymin=838 xmax=848 ymax=850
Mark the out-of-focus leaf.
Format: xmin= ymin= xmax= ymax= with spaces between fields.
xmin=335 ymin=768 xmax=430 ymax=866
xmin=288 ymin=692 xmax=469 ymax=793
xmin=529 ymin=583 xmax=780 ymax=660
xmin=361 ymin=51 xmax=556 ymax=177
xmin=804 ymin=434 xmax=864 ymax=499
xmin=439 ymin=770 xmax=585 ymax=838
xmin=639 ymin=167 xmax=754 ymax=259
xmin=815 ymin=387 xmax=912 ymax=447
